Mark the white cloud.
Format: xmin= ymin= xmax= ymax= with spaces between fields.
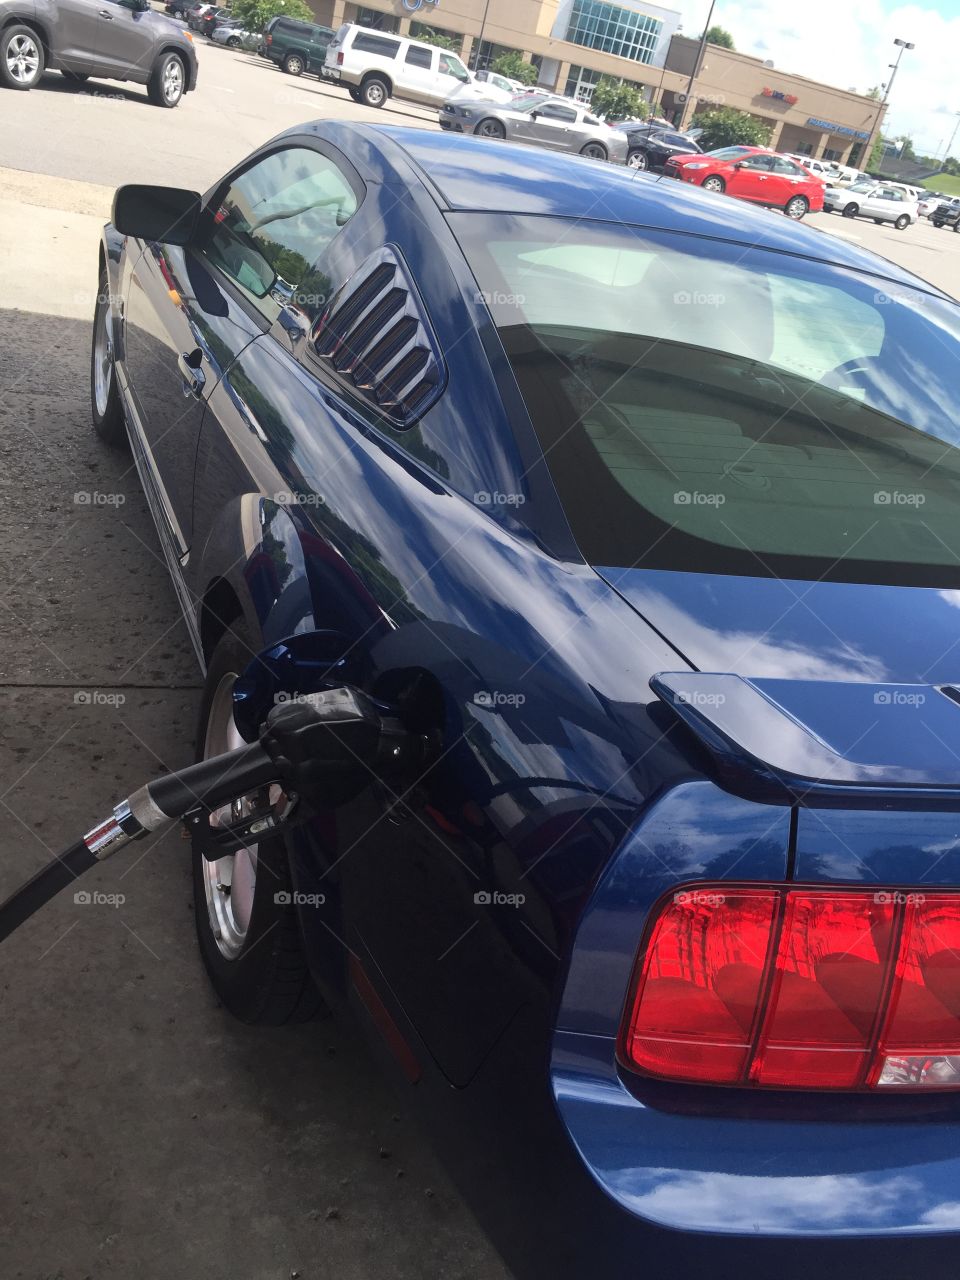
xmin=686 ymin=0 xmax=959 ymax=156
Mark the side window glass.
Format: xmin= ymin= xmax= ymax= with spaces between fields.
xmin=438 ymin=52 xmax=469 ymax=82
xmin=405 ymin=46 xmax=432 ymax=69
xmin=202 ymin=148 xmax=360 ymax=325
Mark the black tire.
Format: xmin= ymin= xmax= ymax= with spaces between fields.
xmin=147 ymin=50 xmax=185 ymax=107
xmin=627 ymin=149 xmax=648 ymax=170
xmin=933 ymin=221 xmax=943 ymax=228
xmin=61 ymin=69 xmax=89 ymax=82
xmin=0 ymin=24 xmax=44 ymax=91
xmin=360 ymin=73 xmax=389 ymax=108
xmin=895 ymin=214 xmax=910 ymax=230
xmin=784 ymin=194 xmax=809 ymax=220
xmin=282 ymin=51 xmax=304 ymax=76
xmin=347 ymin=85 xmax=361 ymax=101
xmin=580 ymin=142 xmax=607 ymax=161
xmin=475 ymin=117 xmax=506 ymax=139
xmin=91 ymin=269 xmax=126 ymax=449
xmin=192 ymin=623 xmax=324 ymax=1026
xmin=953 ymin=222 xmax=960 ymax=233
xmin=227 ymin=35 xmax=240 ymax=48
xmin=842 ymin=202 xmax=859 ymax=218
xmin=702 ymin=175 xmax=725 ymax=193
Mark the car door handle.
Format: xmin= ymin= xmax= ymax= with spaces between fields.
xmin=99 ymin=8 xmax=113 ymax=16
xmin=178 ymin=350 xmax=205 ymax=397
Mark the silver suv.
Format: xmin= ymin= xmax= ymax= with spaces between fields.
xmin=0 ymin=0 xmax=198 ymax=106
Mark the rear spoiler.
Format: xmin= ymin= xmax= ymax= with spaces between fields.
xmin=651 ymin=672 xmax=960 ymax=809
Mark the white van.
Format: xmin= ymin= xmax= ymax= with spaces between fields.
xmin=323 ymin=24 xmax=512 ymax=109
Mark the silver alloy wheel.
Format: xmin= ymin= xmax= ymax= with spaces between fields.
xmin=287 ymin=55 xmax=302 ymax=73
xmin=703 ymin=176 xmax=724 ymax=192
xmin=627 ymin=150 xmax=648 ymax=169
xmin=162 ymin=55 xmax=183 ymax=102
xmin=364 ymin=79 xmax=385 ymax=105
xmin=785 ymin=195 xmax=807 ymax=219
xmin=477 ymin=119 xmax=504 ymax=138
xmin=6 ymin=32 xmax=40 ymax=83
xmin=92 ymin=293 xmax=114 ymax=420
xmin=201 ymin=673 xmax=260 ymax=960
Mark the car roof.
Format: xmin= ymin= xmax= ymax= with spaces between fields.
xmin=303 ymin=123 xmax=954 ymax=301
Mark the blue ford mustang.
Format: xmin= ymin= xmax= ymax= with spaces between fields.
xmin=93 ymin=122 xmax=960 ymax=1277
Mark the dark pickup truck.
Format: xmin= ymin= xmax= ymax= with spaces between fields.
xmin=931 ymin=199 xmax=960 ymax=230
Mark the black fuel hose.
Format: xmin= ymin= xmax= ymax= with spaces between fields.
xmin=0 ymin=840 xmax=98 ymax=945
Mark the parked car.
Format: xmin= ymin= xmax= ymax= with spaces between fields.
xmin=623 ymin=124 xmax=700 ymax=171
xmin=440 ymin=92 xmax=628 ymax=162
xmin=667 ymin=146 xmax=823 ymax=218
xmin=0 ymin=0 xmax=198 ymax=105
xmin=196 ymin=4 xmax=229 ymax=37
xmin=164 ymin=0 xmax=193 ymax=15
xmin=822 ymin=180 xmax=918 ymax=229
xmin=918 ymin=194 xmax=942 ymax=218
xmin=475 ymin=67 xmax=523 ymax=96
xmin=185 ymin=2 xmax=212 ymax=30
xmin=324 ymin=22 xmax=490 ymax=108
xmin=784 ymin=152 xmax=833 ymax=180
xmin=94 ymin=118 xmax=960 ymax=1280
xmin=261 ymin=14 xmax=334 ymax=77
xmin=210 ymin=20 xmax=256 ymax=49
xmin=932 ymin=198 xmax=960 ymax=230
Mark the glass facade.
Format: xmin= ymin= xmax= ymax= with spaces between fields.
xmin=409 ymin=20 xmax=463 ymax=53
xmin=564 ymin=63 xmax=647 ymax=104
xmin=565 ymin=0 xmax=663 ymax=65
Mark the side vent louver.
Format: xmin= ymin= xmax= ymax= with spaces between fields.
xmin=311 ymin=247 xmax=445 ymax=427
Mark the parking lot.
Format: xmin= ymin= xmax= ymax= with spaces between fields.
xmin=1 ymin=27 xmax=959 ymax=1280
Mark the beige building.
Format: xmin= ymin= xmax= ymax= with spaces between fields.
xmin=307 ymin=1 xmax=884 ymax=166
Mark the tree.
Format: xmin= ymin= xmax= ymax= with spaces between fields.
xmin=490 ymin=51 xmax=537 ymax=86
xmin=590 ymin=76 xmax=648 ymax=122
xmin=865 ymin=86 xmax=881 ymax=100
xmin=701 ymin=25 xmax=735 ymax=49
xmin=411 ymin=26 xmax=461 ymax=53
xmin=231 ymin=0 xmax=313 ymax=33
xmin=692 ymin=106 xmax=771 ymax=150
xmin=867 ymin=136 xmax=885 ymax=171
xmin=894 ymin=134 xmax=916 ymax=160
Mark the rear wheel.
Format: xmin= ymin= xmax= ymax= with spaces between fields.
xmin=702 ymin=175 xmax=725 ymax=193
xmin=192 ymin=624 xmax=324 ymax=1025
xmin=895 ymin=214 xmax=911 ymax=230
xmin=91 ymin=268 xmax=126 ymax=448
xmin=784 ymin=194 xmax=809 ymax=220
xmin=580 ymin=141 xmax=607 ymax=161
xmin=359 ymin=74 xmax=389 ymax=107
xmin=933 ymin=220 xmax=944 ymax=228
xmin=282 ymin=51 xmax=303 ymax=75
xmin=227 ymin=35 xmax=240 ymax=48
xmin=627 ymin=149 xmax=648 ymax=170
xmin=347 ymin=85 xmax=361 ymax=101
xmin=476 ymin=117 xmax=505 ymax=139
xmin=148 ymin=50 xmax=184 ymax=107
xmin=0 ymin=25 xmax=44 ymax=90
xmin=842 ymin=202 xmax=859 ymax=217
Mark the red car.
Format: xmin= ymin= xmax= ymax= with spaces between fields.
xmin=666 ymin=145 xmax=824 ymax=219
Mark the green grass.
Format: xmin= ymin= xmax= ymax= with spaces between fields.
xmin=920 ymin=173 xmax=960 ymax=195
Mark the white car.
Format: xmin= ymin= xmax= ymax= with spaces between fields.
xmin=323 ymin=23 xmax=509 ymax=109
xmin=475 ymin=68 xmax=525 ymax=96
xmin=918 ymin=194 xmax=941 ymax=218
xmin=822 ymin=180 xmax=918 ymax=229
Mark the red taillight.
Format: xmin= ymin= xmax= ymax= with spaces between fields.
xmin=336 ymin=50 xmax=343 ymax=65
xmin=619 ymin=885 xmax=960 ymax=1091
xmin=265 ymin=33 xmax=272 ymax=44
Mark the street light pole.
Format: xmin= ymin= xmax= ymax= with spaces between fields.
xmin=862 ymin=37 xmax=914 ymax=173
xmin=943 ymin=110 xmax=960 ymax=162
xmin=472 ymin=0 xmax=492 ymax=71
xmin=677 ymin=0 xmax=716 ymax=129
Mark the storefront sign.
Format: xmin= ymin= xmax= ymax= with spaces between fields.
xmin=762 ymin=86 xmax=798 ymax=105
xmin=806 ymin=116 xmax=870 ymax=140
xmin=402 ymin=0 xmax=439 ymax=10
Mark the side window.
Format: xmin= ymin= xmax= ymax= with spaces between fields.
xmin=739 ymin=156 xmax=773 ymax=170
xmin=538 ymin=103 xmax=576 ymax=122
xmin=353 ymin=33 xmax=400 ymax=58
xmin=772 ymin=158 xmax=803 ymax=174
xmin=201 ymin=147 xmax=360 ymax=325
xmin=438 ymin=52 xmax=469 ymax=82
xmin=405 ymin=45 xmax=433 ymax=69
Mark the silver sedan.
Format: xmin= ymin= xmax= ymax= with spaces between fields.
xmin=439 ymin=93 xmax=629 ymax=164
xmin=210 ymin=23 xmax=259 ymax=50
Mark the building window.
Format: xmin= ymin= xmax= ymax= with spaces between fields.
xmin=823 ymin=146 xmax=843 ymax=162
xmin=471 ymin=39 xmax=520 ymax=72
xmin=565 ymin=63 xmax=647 ymax=103
xmin=565 ymin=0 xmax=662 ymax=65
xmin=409 ymin=21 xmax=462 ymax=54
xmin=347 ymin=5 xmax=399 ymax=32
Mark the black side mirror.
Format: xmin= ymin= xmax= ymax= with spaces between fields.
xmin=733 ymin=162 xmax=743 ymax=170
xmin=113 ymin=184 xmax=201 ymax=245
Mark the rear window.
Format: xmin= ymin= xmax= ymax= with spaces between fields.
xmin=352 ymin=32 xmax=401 ymax=57
xmin=454 ymin=213 xmax=960 ymax=588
